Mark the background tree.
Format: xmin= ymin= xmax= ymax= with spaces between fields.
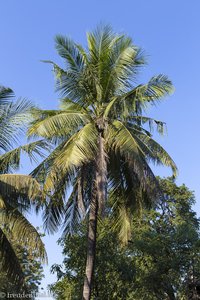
xmin=28 ymin=25 xmax=177 ymax=299
xmin=0 ymin=85 xmax=47 ymax=289
xmin=49 ymin=221 xmax=136 ymax=300
xmin=49 ymin=178 xmax=200 ymax=300
xmin=130 ymin=178 xmax=200 ymax=299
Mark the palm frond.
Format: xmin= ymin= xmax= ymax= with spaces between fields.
xmin=87 ymin=24 xmax=114 ymax=63
xmin=103 ymin=75 xmax=173 ymax=120
xmin=55 ymin=123 xmax=98 ymax=169
xmin=107 ymin=120 xmax=144 ymax=157
xmin=124 ymin=74 xmax=174 ymax=114
xmin=0 ymin=208 xmax=47 ymax=262
xmin=0 ymin=98 xmax=35 ymax=152
xmin=0 ymin=140 xmax=50 ymax=173
xmin=132 ymin=132 xmax=178 ymax=177
xmin=43 ymin=163 xmax=95 ymax=235
xmin=107 ymin=121 xmax=162 ymax=203
xmin=43 ymin=123 xmax=98 ymax=193
xmin=43 ymin=198 xmax=65 ymax=234
xmin=62 ymin=189 xmax=82 ymax=236
xmin=105 ymin=37 xmax=145 ymax=97
xmin=62 ymin=170 xmax=91 ymax=235
xmin=127 ymin=116 xmax=166 ymax=135
xmin=42 ymin=60 xmax=82 ymax=101
xmin=59 ymin=98 xmax=90 ymax=114
xmin=0 ymin=174 xmax=43 ymax=204
xmin=42 ymin=171 xmax=72 ymax=234
xmin=55 ymin=35 xmax=85 ymax=71
xmin=0 ymin=227 xmax=24 ymax=285
xmin=0 ymin=86 xmax=14 ymax=105
xmin=28 ymin=110 xmax=89 ymax=139
xmin=113 ymin=204 xmax=132 ymax=245
xmin=30 ymin=139 xmax=69 ymax=183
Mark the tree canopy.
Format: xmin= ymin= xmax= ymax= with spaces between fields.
xmin=50 ymin=178 xmax=200 ymax=300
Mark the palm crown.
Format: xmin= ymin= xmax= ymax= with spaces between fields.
xmin=28 ymin=25 xmax=177 ymax=239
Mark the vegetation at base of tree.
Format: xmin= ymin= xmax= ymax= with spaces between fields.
xmin=27 ymin=24 xmax=177 ymax=299
xmin=49 ymin=178 xmax=200 ymax=300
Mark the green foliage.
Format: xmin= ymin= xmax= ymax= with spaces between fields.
xmin=0 ymin=86 xmax=50 ymax=174
xmin=50 ymin=222 xmax=136 ymax=300
xmin=0 ymin=85 xmax=47 ymax=288
xmin=0 ymin=228 xmax=44 ymax=297
xmin=50 ymin=178 xmax=200 ymax=299
xmin=28 ymin=25 xmax=177 ymax=244
xmin=129 ymin=178 xmax=200 ymax=299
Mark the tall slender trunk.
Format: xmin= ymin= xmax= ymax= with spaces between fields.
xmin=82 ymin=191 xmax=98 ymax=300
xmin=82 ymin=132 xmax=107 ymax=300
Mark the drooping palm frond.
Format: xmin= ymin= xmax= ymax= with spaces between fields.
xmin=62 ymin=188 xmax=82 ymax=236
xmin=0 ymin=208 xmax=47 ymax=262
xmin=31 ymin=139 xmax=89 ymax=224
xmin=30 ymin=139 xmax=69 ymax=183
xmin=42 ymin=123 xmax=98 ymax=194
xmin=0 ymin=140 xmax=50 ymax=173
xmin=113 ymin=204 xmax=132 ymax=245
xmin=43 ymin=196 xmax=65 ymax=234
xmin=130 ymin=131 xmax=177 ymax=177
xmin=127 ymin=116 xmax=166 ymax=135
xmin=106 ymin=118 xmax=176 ymax=243
xmin=41 ymin=161 xmax=95 ymax=235
xmin=0 ymin=174 xmax=47 ymax=285
xmin=107 ymin=120 xmax=144 ymax=161
xmin=107 ymin=147 xmax=159 ymax=244
xmin=107 ymin=120 xmax=177 ymax=178
xmin=0 ymin=174 xmax=44 ymax=211
xmin=103 ymin=75 xmax=174 ymax=119
xmin=0 ymin=86 xmax=14 ymax=105
xmin=0 ymin=227 xmax=24 ymax=286
xmin=0 ymin=98 xmax=35 ymax=153
xmin=62 ymin=164 xmax=95 ymax=235
xmin=42 ymin=170 xmax=72 ymax=234
xmin=0 ymin=174 xmax=42 ymax=199
xmin=124 ymin=74 xmax=174 ymax=114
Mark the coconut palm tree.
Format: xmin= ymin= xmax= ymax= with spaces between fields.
xmin=28 ymin=25 xmax=177 ymax=300
xmin=0 ymin=86 xmax=47 ymax=288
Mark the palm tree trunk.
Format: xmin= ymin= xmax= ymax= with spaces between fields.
xmin=82 ymin=192 xmax=98 ymax=300
xmin=82 ymin=132 xmax=107 ymax=300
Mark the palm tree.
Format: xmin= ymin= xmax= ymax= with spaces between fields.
xmin=28 ymin=25 xmax=177 ymax=300
xmin=0 ymin=86 xmax=47 ymax=288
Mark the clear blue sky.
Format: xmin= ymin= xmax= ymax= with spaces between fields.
xmin=1 ymin=0 xmax=200 ymax=297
